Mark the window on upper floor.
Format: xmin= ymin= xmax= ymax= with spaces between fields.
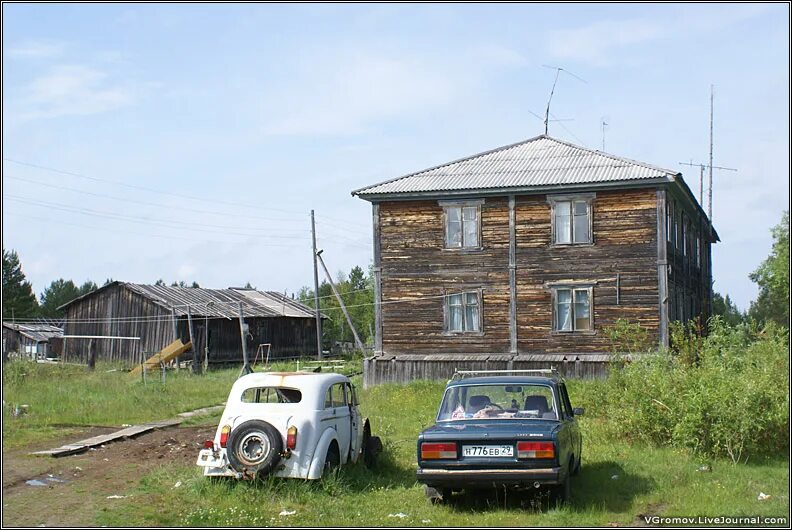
xmin=441 ymin=201 xmax=481 ymax=249
xmin=552 ymin=286 xmax=592 ymax=332
xmin=445 ymin=290 xmax=481 ymax=333
xmin=549 ymin=195 xmax=593 ymax=245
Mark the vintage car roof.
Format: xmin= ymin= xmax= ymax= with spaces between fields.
xmin=446 ymin=375 xmax=559 ymax=387
xmin=233 ymin=371 xmax=349 ymax=388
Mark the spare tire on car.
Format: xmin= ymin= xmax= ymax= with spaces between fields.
xmin=226 ymin=420 xmax=282 ymax=477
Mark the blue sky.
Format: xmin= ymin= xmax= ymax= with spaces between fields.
xmin=2 ymin=3 xmax=789 ymax=310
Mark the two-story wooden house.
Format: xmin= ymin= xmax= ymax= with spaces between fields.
xmin=352 ymin=135 xmax=717 ymax=385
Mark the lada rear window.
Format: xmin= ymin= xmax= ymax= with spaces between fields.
xmin=240 ymin=387 xmax=302 ymax=404
xmin=437 ymin=384 xmax=557 ymax=421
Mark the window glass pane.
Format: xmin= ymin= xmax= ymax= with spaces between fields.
xmin=463 ymin=217 xmax=478 ymax=247
xmin=447 ymin=207 xmax=461 ymax=222
xmin=556 ymin=290 xmax=572 ymax=331
xmin=465 ymin=292 xmax=478 ymax=305
xmin=446 ymin=220 xmax=462 ymax=247
xmin=325 ymin=389 xmax=333 ymax=409
xmin=573 ymin=213 xmax=589 ymax=243
xmin=462 ymin=206 xmax=477 ymax=221
xmin=574 ymin=290 xmax=590 ymax=330
xmin=465 ymin=303 xmax=479 ymax=332
xmin=448 ymin=294 xmax=463 ymax=331
xmin=555 ymin=202 xmax=572 ymax=244
xmin=574 ymin=201 xmax=588 ymax=215
xmin=332 ymin=383 xmax=346 ymax=407
xmin=449 ymin=305 xmax=463 ymax=331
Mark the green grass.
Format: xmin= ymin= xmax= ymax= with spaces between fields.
xmin=2 ymin=358 xmax=346 ymax=448
xmin=3 ymin=360 xmax=789 ymax=526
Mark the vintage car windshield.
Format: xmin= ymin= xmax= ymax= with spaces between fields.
xmin=437 ymin=383 xmax=558 ymax=421
xmin=240 ymin=386 xmax=302 ymax=404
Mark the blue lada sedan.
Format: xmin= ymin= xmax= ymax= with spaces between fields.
xmin=416 ymin=369 xmax=583 ymax=505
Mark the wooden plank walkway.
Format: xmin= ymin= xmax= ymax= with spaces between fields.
xmin=30 ymin=404 xmax=223 ymax=458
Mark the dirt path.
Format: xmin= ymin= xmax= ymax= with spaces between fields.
xmin=2 ymin=425 xmax=214 ymax=527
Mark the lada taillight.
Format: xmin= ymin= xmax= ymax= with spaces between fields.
xmin=421 ymin=442 xmax=457 ymax=460
xmin=286 ymin=426 xmax=298 ymax=450
xmin=219 ymin=425 xmax=231 ymax=448
xmin=516 ymin=441 xmax=555 ymax=459
xmin=203 ymin=440 xmax=214 ymax=450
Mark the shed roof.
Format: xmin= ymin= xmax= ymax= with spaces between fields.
xmin=352 ymin=135 xmax=679 ymax=198
xmin=59 ymin=282 xmax=320 ymax=319
xmin=2 ymin=322 xmax=63 ymax=343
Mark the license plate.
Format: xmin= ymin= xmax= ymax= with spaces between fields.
xmin=462 ymin=445 xmax=514 ymax=458
xmin=196 ymin=449 xmax=226 ymax=468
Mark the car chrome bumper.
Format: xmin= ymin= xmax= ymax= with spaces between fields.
xmin=416 ymin=466 xmax=563 ymax=487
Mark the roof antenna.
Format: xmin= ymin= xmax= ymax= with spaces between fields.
xmin=600 ymin=117 xmax=608 ymax=151
xmin=678 ymin=85 xmax=737 ymax=219
xmin=541 ymin=65 xmax=586 ymax=135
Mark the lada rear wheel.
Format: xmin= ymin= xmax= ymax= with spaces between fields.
xmin=226 ymin=420 xmax=282 ymax=477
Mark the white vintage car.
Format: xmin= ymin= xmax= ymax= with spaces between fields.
xmin=196 ymin=371 xmax=381 ymax=480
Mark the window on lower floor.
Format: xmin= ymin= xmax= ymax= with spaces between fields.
xmin=445 ymin=291 xmax=481 ymax=332
xmin=553 ymin=287 xmax=592 ymax=331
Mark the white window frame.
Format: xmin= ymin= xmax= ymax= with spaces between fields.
xmin=548 ymin=194 xmax=594 ymax=246
xmin=443 ymin=289 xmax=483 ymax=334
xmin=440 ymin=199 xmax=483 ymax=250
xmin=550 ymin=285 xmax=594 ymax=333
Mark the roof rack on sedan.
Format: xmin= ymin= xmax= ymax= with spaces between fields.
xmin=450 ymin=368 xmax=559 ymax=381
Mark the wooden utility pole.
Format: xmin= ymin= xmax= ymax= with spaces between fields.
xmin=311 ymin=210 xmax=323 ymax=360
xmin=316 ymin=250 xmax=365 ymax=352
xmin=238 ymin=301 xmax=251 ymax=376
xmin=708 ymin=85 xmax=714 ymax=220
xmin=171 ymin=307 xmax=179 ymax=371
xmin=187 ymin=306 xmax=197 ymax=374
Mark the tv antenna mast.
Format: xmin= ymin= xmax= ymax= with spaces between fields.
xmin=678 ymin=85 xmax=737 ymax=220
xmin=541 ymin=65 xmax=586 ymax=135
xmin=601 ymin=117 xmax=608 ymax=151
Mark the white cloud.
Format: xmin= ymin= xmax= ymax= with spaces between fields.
xmin=6 ymin=40 xmax=65 ymax=59
xmin=260 ymin=45 xmax=525 ymax=136
xmin=545 ymin=19 xmax=663 ymax=65
xmin=13 ymin=64 xmax=135 ymax=122
xmin=545 ymin=4 xmax=775 ymax=66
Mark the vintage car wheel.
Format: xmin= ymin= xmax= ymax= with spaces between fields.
xmin=226 ymin=420 xmax=282 ymax=476
xmin=323 ymin=442 xmax=341 ymax=477
xmin=361 ymin=423 xmax=382 ymax=468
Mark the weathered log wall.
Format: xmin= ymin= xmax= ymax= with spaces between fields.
xmin=377 ymin=189 xmax=663 ymax=356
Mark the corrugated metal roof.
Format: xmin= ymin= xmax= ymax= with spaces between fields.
xmin=352 ymin=135 xmax=678 ymax=197
xmin=2 ymin=323 xmax=63 ymax=343
xmin=125 ymin=284 xmax=316 ymax=319
xmin=59 ymin=282 xmax=318 ymax=319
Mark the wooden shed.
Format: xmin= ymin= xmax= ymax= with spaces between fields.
xmin=58 ymin=282 xmax=321 ymax=366
xmin=2 ymin=322 xmax=63 ymax=360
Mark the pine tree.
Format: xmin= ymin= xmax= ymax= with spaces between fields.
xmin=2 ymin=249 xmax=39 ymax=320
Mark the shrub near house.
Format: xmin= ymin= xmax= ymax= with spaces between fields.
xmin=603 ymin=319 xmax=789 ymax=462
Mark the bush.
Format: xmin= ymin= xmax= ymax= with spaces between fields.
xmin=603 ymin=319 xmax=789 ymax=463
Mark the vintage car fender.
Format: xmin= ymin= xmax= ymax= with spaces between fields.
xmin=306 ymin=426 xmax=341 ymax=479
